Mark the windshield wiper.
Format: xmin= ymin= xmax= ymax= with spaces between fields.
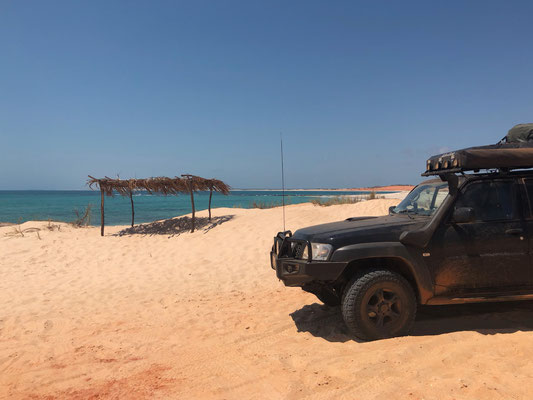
xmin=396 ymin=209 xmax=415 ymax=219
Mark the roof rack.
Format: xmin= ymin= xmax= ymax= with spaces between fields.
xmin=422 ymin=142 xmax=533 ymax=177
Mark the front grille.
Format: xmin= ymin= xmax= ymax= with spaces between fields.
xmin=273 ymin=231 xmax=309 ymax=260
xmin=292 ymin=242 xmax=305 ymax=259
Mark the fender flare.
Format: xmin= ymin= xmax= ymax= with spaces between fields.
xmin=330 ymin=242 xmax=434 ymax=303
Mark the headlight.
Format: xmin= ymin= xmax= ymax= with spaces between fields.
xmin=302 ymin=243 xmax=333 ymax=261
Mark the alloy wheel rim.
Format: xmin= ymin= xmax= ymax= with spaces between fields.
xmin=365 ymin=287 xmax=402 ymax=329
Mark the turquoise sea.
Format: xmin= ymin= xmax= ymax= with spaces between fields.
xmin=0 ymin=190 xmax=384 ymax=226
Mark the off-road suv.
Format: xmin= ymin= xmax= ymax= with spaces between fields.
xmin=270 ymin=130 xmax=533 ymax=340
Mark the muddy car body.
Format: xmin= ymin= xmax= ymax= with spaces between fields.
xmin=271 ymin=169 xmax=533 ymax=340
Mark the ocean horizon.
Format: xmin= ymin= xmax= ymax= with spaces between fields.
xmin=0 ymin=189 xmax=387 ymax=226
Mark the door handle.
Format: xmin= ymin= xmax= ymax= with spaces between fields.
xmin=505 ymin=228 xmax=523 ymax=236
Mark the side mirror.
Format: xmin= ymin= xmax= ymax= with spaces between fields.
xmin=389 ymin=206 xmax=396 ymax=215
xmin=452 ymin=207 xmax=475 ymax=223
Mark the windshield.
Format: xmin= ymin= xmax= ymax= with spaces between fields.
xmin=392 ymin=182 xmax=449 ymax=216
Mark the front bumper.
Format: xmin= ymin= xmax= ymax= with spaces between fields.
xmin=270 ymin=231 xmax=347 ymax=287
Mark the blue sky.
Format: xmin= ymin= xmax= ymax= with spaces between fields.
xmin=2 ymin=1 xmax=533 ymax=189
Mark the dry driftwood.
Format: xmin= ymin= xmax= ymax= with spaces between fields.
xmin=115 ymin=215 xmax=233 ymax=237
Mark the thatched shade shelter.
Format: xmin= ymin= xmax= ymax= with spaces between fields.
xmin=180 ymin=174 xmax=223 ymax=231
xmin=88 ymin=176 xmax=132 ymax=236
xmin=204 ymin=178 xmax=230 ymax=220
xmin=127 ymin=179 xmax=136 ymax=227
xmin=88 ymin=175 xmax=230 ymax=236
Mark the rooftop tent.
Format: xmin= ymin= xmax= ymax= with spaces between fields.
xmin=505 ymin=123 xmax=533 ymax=143
xmin=423 ymin=123 xmax=533 ymax=176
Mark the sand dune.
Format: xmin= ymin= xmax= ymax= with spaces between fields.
xmin=1 ymin=199 xmax=533 ymax=399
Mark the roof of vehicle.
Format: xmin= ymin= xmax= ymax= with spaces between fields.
xmin=423 ymin=169 xmax=533 ymax=188
xmin=422 ymin=124 xmax=533 ymax=177
xmin=417 ymin=170 xmax=533 ymax=193
xmin=423 ymin=143 xmax=533 ymax=177
xmin=462 ymin=169 xmax=533 ymax=179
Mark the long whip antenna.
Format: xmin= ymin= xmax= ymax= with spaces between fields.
xmin=280 ymin=133 xmax=286 ymax=231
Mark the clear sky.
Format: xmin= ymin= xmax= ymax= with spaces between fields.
xmin=2 ymin=1 xmax=533 ymax=189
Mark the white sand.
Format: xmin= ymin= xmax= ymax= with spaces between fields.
xmin=1 ymin=199 xmax=533 ymax=399
xmin=380 ymin=190 xmax=410 ymax=199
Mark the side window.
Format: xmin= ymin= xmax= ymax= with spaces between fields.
xmin=455 ymin=181 xmax=515 ymax=222
xmin=524 ymin=180 xmax=533 ymax=216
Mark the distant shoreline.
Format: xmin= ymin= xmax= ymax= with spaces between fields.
xmin=346 ymin=185 xmax=415 ymax=192
xmin=0 ymin=186 xmax=414 ymax=193
xmin=234 ymin=185 xmax=414 ymax=193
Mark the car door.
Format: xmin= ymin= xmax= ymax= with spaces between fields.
xmin=520 ymin=178 xmax=533 ymax=270
xmin=427 ymin=178 xmax=531 ymax=295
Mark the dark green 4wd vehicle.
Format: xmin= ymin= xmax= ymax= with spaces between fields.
xmin=271 ymin=132 xmax=533 ymax=341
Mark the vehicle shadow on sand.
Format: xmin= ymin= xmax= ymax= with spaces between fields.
xmin=290 ymin=300 xmax=533 ymax=342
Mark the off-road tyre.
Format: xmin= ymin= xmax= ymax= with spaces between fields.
xmin=341 ymin=268 xmax=416 ymax=341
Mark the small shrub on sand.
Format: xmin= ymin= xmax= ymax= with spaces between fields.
xmin=71 ymin=204 xmax=93 ymax=227
xmin=370 ymin=191 xmax=386 ymax=199
xmin=311 ymin=191 xmax=384 ymax=207
xmin=46 ymin=219 xmax=61 ymax=231
xmin=251 ymin=201 xmax=279 ymax=209
xmin=311 ymin=196 xmax=362 ymax=206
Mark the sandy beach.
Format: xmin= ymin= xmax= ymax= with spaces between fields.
xmin=235 ymin=186 xmax=415 ymax=192
xmin=348 ymin=185 xmax=415 ymax=192
xmin=2 ymin=199 xmax=533 ymax=399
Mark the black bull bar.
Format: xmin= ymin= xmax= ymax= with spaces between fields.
xmin=270 ymin=230 xmax=313 ymax=269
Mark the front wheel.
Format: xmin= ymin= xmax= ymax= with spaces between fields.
xmin=342 ymin=269 xmax=416 ymax=341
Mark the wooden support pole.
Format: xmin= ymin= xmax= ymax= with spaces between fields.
xmin=189 ymin=181 xmax=195 ymax=233
xmin=129 ymin=190 xmax=135 ymax=227
xmin=100 ymin=187 xmax=105 ymax=236
xmin=208 ymin=187 xmax=213 ymax=221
